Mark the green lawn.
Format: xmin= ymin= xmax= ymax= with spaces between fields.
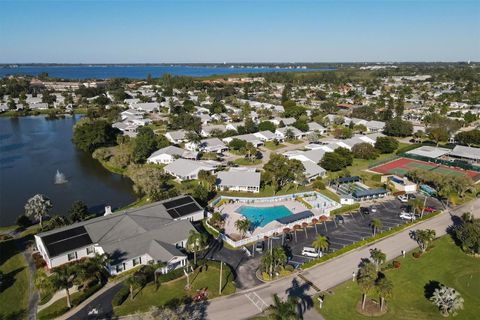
xmin=114 ymin=261 xmax=236 ymax=316
xmin=233 ymin=158 xmax=262 ymax=166
xmin=315 ymin=236 xmax=480 ymax=320
xmin=0 ymin=239 xmax=29 ymax=320
xmin=263 ymin=141 xmax=286 ymax=150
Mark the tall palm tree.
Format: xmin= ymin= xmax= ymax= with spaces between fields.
xmin=268 ymin=294 xmax=298 ymax=320
xmin=78 ymin=254 xmax=108 ymax=284
xmin=234 ymin=218 xmax=251 ymax=239
xmin=409 ymin=229 xmax=436 ymax=253
xmin=357 ymin=262 xmax=377 ymax=310
xmin=376 ymin=276 xmax=393 ymax=311
xmin=186 ymin=230 xmax=208 ymax=266
xmin=312 ymin=235 xmax=329 ymax=255
xmin=50 ymin=264 xmax=77 ymax=309
xmin=370 ymin=219 xmax=382 ymax=236
xmin=369 ymin=248 xmax=386 ymax=272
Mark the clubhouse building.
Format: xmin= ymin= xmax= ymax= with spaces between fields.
xmin=34 ymin=195 xmax=204 ymax=275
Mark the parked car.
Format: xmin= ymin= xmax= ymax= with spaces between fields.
xmin=370 ymin=206 xmax=377 ymax=213
xmin=399 ymin=212 xmax=416 ymax=221
xmin=255 ymin=241 xmax=264 ymax=253
xmin=360 ymin=207 xmax=370 ymax=215
xmin=422 ymin=206 xmax=435 ymax=213
xmin=397 ymin=195 xmax=409 ymax=203
xmin=335 ymin=215 xmax=345 ymax=224
xmin=302 ymin=247 xmax=322 ymax=258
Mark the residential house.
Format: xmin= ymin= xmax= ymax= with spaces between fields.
xmin=165 ymin=130 xmax=189 ymax=144
xmin=201 ymin=124 xmax=227 ymax=137
xmin=275 ymin=126 xmax=305 ymax=140
xmin=34 ymin=196 xmax=204 ymax=275
xmin=186 ymin=138 xmax=228 ymax=154
xmin=253 ymin=130 xmax=277 ymax=142
xmin=147 ymin=146 xmax=198 ymax=164
xmin=223 ymin=134 xmax=264 ymax=148
xmin=216 ymin=168 xmax=261 ymax=193
xmin=164 ymin=159 xmax=219 ymax=181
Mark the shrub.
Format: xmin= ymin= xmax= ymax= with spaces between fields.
xmin=33 ymin=252 xmax=46 ymax=269
xmin=16 ymin=214 xmax=32 ymax=228
xmin=285 ymin=264 xmax=294 ymax=272
xmin=330 ymin=203 xmax=360 ymax=216
xmin=112 ymin=286 xmax=129 ymax=307
xmin=313 ymin=178 xmax=326 ymax=190
xmin=392 ymin=260 xmax=401 ymax=269
xmin=156 ymin=268 xmax=184 ymax=283
xmin=262 ymin=272 xmax=271 ymax=281
xmin=413 ymin=251 xmax=422 ymax=259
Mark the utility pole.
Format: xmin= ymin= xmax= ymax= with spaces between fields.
xmin=219 ymin=261 xmax=223 ymax=295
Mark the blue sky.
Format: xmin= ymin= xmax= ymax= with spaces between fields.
xmin=0 ymin=0 xmax=479 ymax=63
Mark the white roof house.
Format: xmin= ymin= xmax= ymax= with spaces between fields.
xmin=449 ymin=145 xmax=480 ymax=163
xmin=275 ymin=126 xmax=305 ymax=140
xmin=406 ymin=146 xmax=451 ymax=159
xmin=269 ymin=117 xmax=296 ymax=126
xmin=165 ymin=130 xmax=188 ymax=144
xmin=164 ymin=159 xmax=219 ymax=181
xmin=301 ymin=160 xmax=327 ymax=181
xmin=223 ymin=134 xmax=264 ymax=147
xmin=225 ymin=122 xmax=245 ymax=132
xmin=147 ymin=146 xmax=198 ymax=164
xmin=201 ymin=124 xmax=227 ymax=137
xmin=253 ymin=130 xmax=277 ymax=141
xmin=307 ymin=122 xmax=327 ymax=134
xmin=133 ymin=102 xmax=160 ymax=113
xmin=216 ymin=169 xmax=261 ymax=193
xmin=365 ymin=120 xmax=386 ymax=133
xmin=185 ymin=138 xmax=228 ymax=154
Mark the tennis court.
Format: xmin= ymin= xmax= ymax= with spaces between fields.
xmin=370 ymin=157 xmax=480 ymax=180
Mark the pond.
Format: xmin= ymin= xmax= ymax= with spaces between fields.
xmin=0 ymin=115 xmax=136 ymax=226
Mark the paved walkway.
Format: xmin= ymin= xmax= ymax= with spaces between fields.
xmin=38 ymin=286 xmax=80 ymax=311
xmin=205 ymin=199 xmax=480 ymax=320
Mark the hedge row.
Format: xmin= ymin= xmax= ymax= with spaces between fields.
xmin=329 ymin=203 xmax=360 ymax=216
xmin=301 ymin=210 xmax=441 ymax=269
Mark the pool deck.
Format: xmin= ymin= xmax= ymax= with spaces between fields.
xmin=218 ymin=200 xmax=312 ymax=239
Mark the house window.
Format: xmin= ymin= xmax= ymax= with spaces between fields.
xmin=67 ymin=252 xmax=77 ymax=261
xmin=86 ymin=247 xmax=94 ymax=255
xmin=132 ymin=257 xmax=142 ymax=266
xmin=116 ymin=264 xmax=124 ymax=273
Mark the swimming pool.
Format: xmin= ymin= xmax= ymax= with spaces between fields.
xmin=237 ymin=205 xmax=292 ymax=228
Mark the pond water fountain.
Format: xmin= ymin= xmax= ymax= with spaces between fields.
xmin=54 ymin=169 xmax=68 ymax=184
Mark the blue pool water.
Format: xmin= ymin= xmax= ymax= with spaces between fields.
xmin=237 ymin=205 xmax=292 ymax=228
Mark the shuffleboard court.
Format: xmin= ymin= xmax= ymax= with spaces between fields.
xmin=369 ymin=157 xmax=480 ymax=181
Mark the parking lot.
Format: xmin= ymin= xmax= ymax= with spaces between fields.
xmin=261 ymin=196 xmax=443 ymax=266
xmin=200 ymin=195 xmax=442 ymax=289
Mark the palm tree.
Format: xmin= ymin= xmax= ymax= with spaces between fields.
xmin=376 ymin=276 xmax=393 ymax=311
xmin=301 ymin=222 xmax=309 ymax=239
xmin=312 ymin=235 xmax=329 ymax=255
xmin=408 ymin=197 xmax=423 ymax=217
xmin=369 ymin=248 xmax=386 ymax=272
xmin=234 ymin=218 xmax=251 ymax=239
xmin=186 ymin=230 xmax=208 ymax=266
xmin=125 ymin=275 xmax=142 ymax=301
xmin=268 ymin=294 xmax=298 ymax=320
xmin=78 ymin=254 xmax=108 ymax=285
xmin=357 ymin=262 xmax=377 ymax=310
xmin=50 ymin=264 xmax=77 ymax=309
xmin=311 ymin=218 xmax=319 ymax=234
xmin=409 ymin=229 xmax=436 ymax=253
xmin=24 ymin=194 xmax=53 ymax=229
xmin=370 ymin=219 xmax=382 ymax=236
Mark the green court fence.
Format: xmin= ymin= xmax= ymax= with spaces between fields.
xmin=400 ymin=153 xmax=480 ymax=172
xmin=368 ymin=155 xmax=400 ymax=169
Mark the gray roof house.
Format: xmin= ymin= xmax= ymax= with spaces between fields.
xmin=34 ymin=195 xmax=204 ymax=274
xmin=275 ymin=126 xmax=305 ymax=140
xmin=201 ymin=124 xmax=227 ymax=137
xmin=253 ymin=130 xmax=277 ymax=141
xmin=222 ymin=134 xmax=264 ymax=147
xmin=216 ymin=168 xmax=261 ymax=193
xmin=307 ymin=122 xmax=326 ymax=134
xmin=164 ymin=159 xmax=219 ymax=181
xmin=301 ymin=160 xmax=327 ymax=181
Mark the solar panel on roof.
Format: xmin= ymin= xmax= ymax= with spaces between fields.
xmin=276 ymin=211 xmax=313 ymax=225
xmin=174 ymin=202 xmax=202 ymax=216
xmin=167 ymin=208 xmax=181 ymax=218
xmin=163 ymin=196 xmax=193 ymax=209
xmin=46 ymin=233 xmax=93 ymax=257
xmin=42 ymin=226 xmax=87 ymax=245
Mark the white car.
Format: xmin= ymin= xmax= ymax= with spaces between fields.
xmin=302 ymin=247 xmax=322 ymax=258
xmin=397 ymin=195 xmax=409 ymax=203
xmin=399 ymin=212 xmax=416 ymax=221
xmin=371 ymin=206 xmax=377 ymax=213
